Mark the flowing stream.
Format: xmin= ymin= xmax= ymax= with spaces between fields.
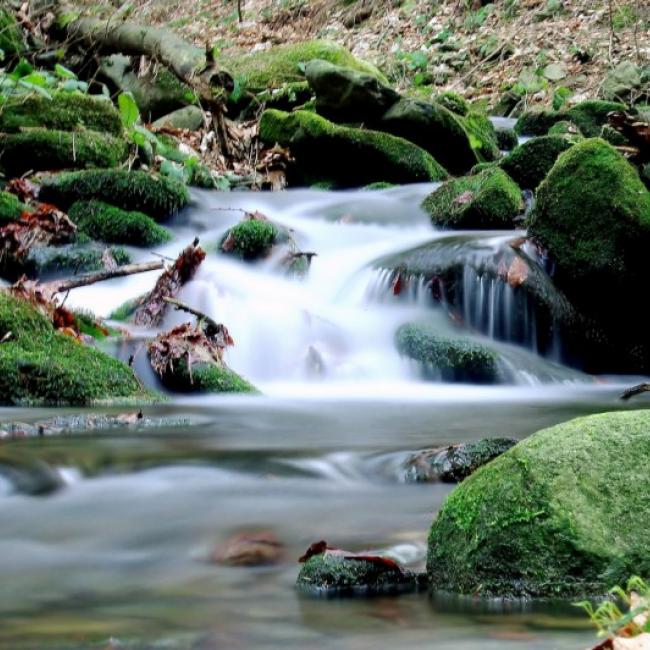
xmin=0 ymin=185 xmax=645 ymax=649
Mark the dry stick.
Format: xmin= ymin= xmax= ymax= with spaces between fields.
xmin=46 ymin=260 xmax=164 ymax=294
xmin=163 ymin=296 xmax=221 ymax=332
xmin=620 ymin=383 xmax=650 ymax=401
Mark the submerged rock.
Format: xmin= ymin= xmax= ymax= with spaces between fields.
xmin=0 ymin=91 xmax=123 ymax=136
xmin=0 ymin=292 xmax=155 ymax=406
xmin=39 ymin=169 xmax=189 ymax=221
xmin=297 ymin=543 xmax=422 ymax=595
xmin=403 ymin=438 xmax=517 ymax=483
xmin=499 ymin=135 xmax=575 ymax=190
xmin=211 ymin=531 xmax=285 ymax=567
xmin=421 ymin=167 xmax=522 ymax=229
xmin=395 ymin=323 xmax=500 ymax=384
xmin=0 ymin=130 xmax=128 ymax=176
xmin=259 ymin=109 xmax=447 ymax=187
xmin=68 ymin=201 xmax=172 ymax=247
xmin=427 ymin=410 xmax=650 ymax=598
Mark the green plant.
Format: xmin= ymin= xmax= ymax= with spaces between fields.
xmin=577 ymin=576 xmax=650 ymax=639
xmin=463 ymin=5 xmax=492 ymax=31
xmin=552 ymin=86 xmax=572 ymax=110
xmin=0 ymin=58 xmax=88 ymax=98
xmin=612 ymin=4 xmax=637 ymax=30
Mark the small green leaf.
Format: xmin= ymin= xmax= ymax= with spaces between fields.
xmin=118 ymin=91 xmax=140 ymax=128
xmin=54 ymin=64 xmax=78 ymax=80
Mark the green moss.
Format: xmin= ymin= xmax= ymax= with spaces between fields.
xmin=108 ymin=294 xmax=146 ymax=322
xmin=495 ymin=127 xmax=518 ymax=150
xmin=500 ymin=135 xmax=575 ymax=189
xmin=0 ymin=293 xmax=156 ymax=406
xmin=259 ymin=109 xmax=447 ymax=187
xmin=436 ymin=91 xmax=469 ymax=116
xmin=0 ymin=92 xmax=123 ymax=136
xmin=0 ymin=130 xmax=128 ymax=176
xmin=39 ymin=170 xmax=190 ymax=221
xmin=223 ymin=40 xmax=387 ymax=96
xmin=427 ymin=410 xmax=650 ymax=598
xmin=221 ymin=220 xmax=278 ymax=261
xmin=68 ymin=201 xmax=171 ymax=247
xmin=514 ymin=109 xmax=559 ymax=136
xmin=297 ymin=553 xmax=419 ymax=595
xmin=0 ymin=7 xmax=24 ymax=56
xmin=363 ymin=182 xmax=395 ymax=190
xmin=395 ymin=323 xmax=500 ymax=383
xmin=422 ymin=167 xmax=522 ymax=229
xmin=0 ymin=191 xmax=26 ymax=225
xmin=462 ymin=111 xmax=500 ymax=161
xmin=160 ymin=359 xmax=257 ymax=394
xmin=599 ymin=124 xmax=628 ymax=146
xmin=548 ymin=120 xmax=582 ymax=136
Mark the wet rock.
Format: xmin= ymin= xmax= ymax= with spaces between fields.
xmin=210 ymin=531 xmax=285 ymax=567
xmin=220 ymin=214 xmax=290 ymax=262
xmin=427 ymin=410 xmax=650 ymax=598
xmin=39 ymin=169 xmax=189 ymax=221
xmin=499 ymin=135 xmax=576 ymax=190
xmin=403 ymin=438 xmax=518 ymax=483
xmin=305 ymin=59 xmax=400 ymax=123
xmin=152 ymin=105 xmax=205 ymax=131
xmin=0 ymin=457 xmax=63 ymax=495
xmin=259 ymin=109 xmax=447 ymax=187
xmin=422 ymin=167 xmax=522 ymax=229
xmin=297 ymin=542 xmax=423 ymax=595
xmin=0 ymin=129 xmax=128 ymax=176
xmin=395 ymin=323 xmax=501 ymax=384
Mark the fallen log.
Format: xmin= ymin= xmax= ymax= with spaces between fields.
xmin=620 ymin=383 xmax=650 ymax=401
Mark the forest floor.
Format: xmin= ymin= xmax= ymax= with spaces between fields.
xmin=77 ymin=0 xmax=649 ymax=110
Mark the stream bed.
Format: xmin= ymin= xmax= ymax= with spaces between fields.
xmin=1 ymin=185 xmax=645 ymax=649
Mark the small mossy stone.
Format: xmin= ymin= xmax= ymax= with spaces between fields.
xmin=500 ymin=135 xmax=575 ymax=190
xmin=220 ymin=220 xmax=278 ymax=261
xmin=422 ymin=167 xmax=522 ymax=229
xmin=547 ymin=120 xmax=582 ymax=136
xmin=160 ymin=359 xmax=257 ymax=394
xmin=427 ymin=410 xmax=650 ymax=598
xmin=363 ymin=182 xmax=395 ymax=190
xmin=0 ymin=91 xmax=123 ymax=136
xmin=404 ymin=438 xmax=518 ymax=483
xmin=495 ymin=127 xmax=518 ymax=151
xmin=259 ymin=109 xmax=447 ymax=187
xmin=0 ymin=7 xmax=24 ymax=56
xmin=395 ymin=323 xmax=500 ymax=383
xmin=0 ymin=191 xmax=26 ymax=225
xmin=0 ymin=130 xmax=128 ymax=176
xmin=436 ymin=91 xmax=470 ymax=116
xmin=297 ymin=553 xmax=420 ymax=595
xmin=39 ymin=170 xmax=190 ymax=221
xmin=514 ymin=109 xmax=560 ymax=136
xmin=599 ymin=124 xmax=628 ymax=146
xmin=0 ymin=293 xmax=156 ymax=406
xmin=68 ymin=201 xmax=172 ymax=247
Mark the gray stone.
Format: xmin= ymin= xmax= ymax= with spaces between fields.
xmin=601 ymin=61 xmax=643 ymax=102
xmin=153 ymin=105 xmax=205 ymax=131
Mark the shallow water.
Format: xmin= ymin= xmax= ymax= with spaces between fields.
xmin=1 ymin=186 xmax=645 ymax=649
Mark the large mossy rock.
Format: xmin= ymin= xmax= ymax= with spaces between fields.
xmin=0 ymin=293 xmax=155 ymax=406
xmin=68 ymin=201 xmax=171 ymax=247
xmin=515 ymin=100 xmax=626 ymax=137
xmin=160 ymin=359 xmax=256 ymax=394
xmin=259 ymin=109 xmax=447 ymax=187
xmin=422 ymin=167 xmax=522 ymax=229
xmin=223 ymin=40 xmax=386 ymax=99
xmin=305 ymin=59 xmax=400 ymax=123
xmin=0 ymin=7 xmax=24 ymax=56
xmin=0 ymin=130 xmax=128 ymax=176
xmin=499 ymin=135 xmax=575 ymax=190
xmin=0 ymin=191 xmax=26 ymax=225
xmin=528 ymin=138 xmax=650 ymax=370
xmin=395 ymin=323 xmax=500 ymax=383
xmin=39 ymin=170 xmax=190 ymax=221
xmin=427 ymin=410 xmax=650 ymax=598
xmin=0 ymin=92 xmax=123 ymax=136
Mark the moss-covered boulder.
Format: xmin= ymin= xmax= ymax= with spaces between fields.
xmin=305 ymin=59 xmax=400 ymax=123
xmin=436 ymin=91 xmax=470 ymax=117
xmin=0 ymin=292 xmax=155 ymax=406
xmin=0 ymin=92 xmax=123 ymax=136
xmin=529 ymin=139 xmax=650 ymax=367
xmin=0 ymin=7 xmax=24 ymax=56
xmin=68 ymin=201 xmax=171 ymax=247
xmin=39 ymin=170 xmax=189 ymax=220
xmin=547 ymin=120 xmax=582 ymax=136
xmin=395 ymin=323 xmax=500 ymax=383
xmin=515 ymin=100 xmax=626 ymax=137
xmin=495 ymin=127 xmax=518 ymax=151
xmin=223 ymin=40 xmax=386 ymax=100
xmin=422 ymin=167 xmax=522 ymax=229
xmin=0 ymin=130 xmax=128 ymax=176
xmin=259 ymin=109 xmax=447 ymax=187
xmin=160 ymin=359 xmax=256 ymax=394
xmin=427 ymin=410 xmax=650 ymax=598
xmin=463 ymin=111 xmax=500 ymax=162
xmin=499 ymin=135 xmax=575 ymax=190
xmin=404 ymin=438 xmax=517 ymax=483
xmin=220 ymin=219 xmax=280 ymax=261
xmin=297 ymin=552 xmax=420 ymax=595
xmin=0 ymin=191 xmax=26 ymax=225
